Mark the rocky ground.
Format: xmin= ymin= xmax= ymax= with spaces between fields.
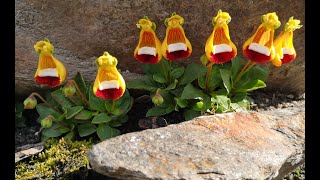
xmin=15 ymin=89 xmax=305 ymax=179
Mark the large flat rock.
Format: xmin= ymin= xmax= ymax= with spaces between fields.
xmin=15 ymin=0 xmax=304 ymax=95
xmin=88 ymin=105 xmax=305 ymax=180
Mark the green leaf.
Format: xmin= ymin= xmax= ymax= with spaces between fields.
xmin=105 ymin=101 xmax=112 ymax=112
xmin=66 ymin=106 xmax=84 ymax=119
xmin=207 ymin=65 xmax=223 ymax=90
xmin=198 ymin=75 xmax=206 ymax=89
xmin=112 ymin=115 xmax=129 ymax=124
xmin=36 ymin=103 xmax=62 ymax=120
xmin=181 ymin=83 xmax=205 ymax=100
xmin=211 ymin=95 xmax=231 ymax=111
xmin=153 ymin=73 xmax=166 ymax=83
xmin=171 ymin=67 xmax=185 ymax=79
xmin=73 ymin=72 xmax=87 ymax=96
xmin=77 ymin=123 xmax=96 ymax=137
xmin=231 ymin=92 xmax=248 ymax=103
xmin=75 ymin=109 xmax=93 ymax=120
xmin=234 ymin=65 xmax=269 ymax=87
xmin=126 ymin=78 xmax=158 ymax=92
xmin=170 ymin=87 xmax=184 ymax=97
xmin=174 ymin=97 xmax=188 ymax=108
xmin=158 ymin=89 xmax=175 ymax=105
xmin=184 ymin=109 xmax=201 ymax=121
xmin=146 ymin=105 xmax=175 ymax=117
xmin=165 ymin=79 xmax=178 ymax=90
xmin=143 ymin=60 xmax=168 ymax=75
xmin=231 ymin=56 xmax=243 ymax=80
xmin=114 ymin=90 xmax=134 ymax=115
xmin=91 ymin=113 xmax=112 ymax=124
xmin=235 ymin=79 xmax=266 ymax=92
xmin=51 ymin=89 xmax=74 ymax=109
xmin=178 ymin=63 xmax=207 ymax=86
xmin=56 ymin=112 xmax=66 ymax=122
xmin=96 ymin=124 xmax=121 ymax=140
xmin=42 ymin=123 xmax=70 ymax=138
xmin=67 ymin=95 xmax=83 ymax=106
xmin=89 ymin=85 xmax=106 ymax=112
xmin=211 ymin=89 xmax=228 ymax=96
xmin=109 ymin=121 xmax=122 ymax=127
xmin=111 ymin=108 xmax=122 ymax=116
xmin=64 ymin=130 xmax=75 ymax=141
xmin=220 ymin=69 xmax=231 ymax=94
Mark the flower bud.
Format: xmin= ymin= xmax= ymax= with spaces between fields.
xmin=62 ymin=82 xmax=76 ymax=97
xmin=152 ymin=89 xmax=164 ymax=106
xmin=200 ymin=54 xmax=209 ymax=66
xmin=41 ymin=115 xmax=54 ymax=128
xmin=23 ymin=95 xmax=37 ymax=109
xmin=196 ymin=101 xmax=204 ymax=109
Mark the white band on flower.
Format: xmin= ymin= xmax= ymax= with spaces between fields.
xmin=282 ymin=47 xmax=294 ymax=55
xmin=168 ymin=43 xmax=187 ymax=53
xmin=38 ymin=68 xmax=58 ymax=77
xmin=248 ymin=43 xmax=271 ymax=56
xmin=213 ymin=44 xmax=232 ymax=54
xmin=99 ymin=80 xmax=120 ymax=90
xmin=138 ymin=47 xmax=156 ymax=56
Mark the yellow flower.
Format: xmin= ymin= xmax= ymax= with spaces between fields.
xmin=34 ymin=38 xmax=66 ymax=87
xmin=161 ymin=12 xmax=192 ymax=61
xmin=243 ymin=12 xmax=281 ymax=63
xmin=205 ymin=10 xmax=237 ymax=64
xmin=134 ymin=16 xmax=162 ymax=64
xmin=272 ymin=17 xmax=302 ymax=67
xmin=93 ymin=52 xmax=126 ymax=100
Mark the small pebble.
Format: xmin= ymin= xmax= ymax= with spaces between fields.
xmin=287 ymin=94 xmax=294 ymax=99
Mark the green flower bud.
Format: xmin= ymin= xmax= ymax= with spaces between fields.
xmin=41 ymin=115 xmax=54 ymax=128
xmin=200 ymin=54 xmax=209 ymax=66
xmin=23 ymin=95 xmax=37 ymax=109
xmin=196 ymin=101 xmax=204 ymax=109
xmin=152 ymin=89 xmax=164 ymax=106
xmin=62 ymin=82 xmax=76 ymax=97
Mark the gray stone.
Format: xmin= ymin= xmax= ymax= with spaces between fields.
xmin=15 ymin=0 xmax=305 ymax=96
xmin=87 ymin=105 xmax=305 ymax=180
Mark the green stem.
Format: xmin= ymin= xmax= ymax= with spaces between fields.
xmin=111 ymin=100 xmax=116 ymax=112
xmin=31 ymin=92 xmax=62 ymax=113
xmin=168 ymin=60 xmax=172 ymax=84
xmin=205 ymin=62 xmax=214 ymax=91
xmin=233 ymin=61 xmax=256 ymax=85
xmin=69 ymin=80 xmax=89 ymax=106
xmin=160 ymin=60 xmax=168 ymax=82
xmin=233 ymin=60 xmax=251 ymax=85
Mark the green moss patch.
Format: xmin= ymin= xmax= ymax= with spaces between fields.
xmin=15 ymin=138 xmax=94 ymax=179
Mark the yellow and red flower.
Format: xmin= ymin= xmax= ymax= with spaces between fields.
xmin=243 ymin=12 xmax=281 ymax=63
xmin=161 ymin=13 xmax=192 ymax=61
xmin=205 ymin=10 xmax=237 ymax=64
xmin=134 ymin=17 xmax=162 ymax=64
xmin=272 ymin=17 xmax=302 ymax=67
xmin=93 ymin=52 xmax=126 ymax=100
xmin=34 ymin=39 xmax=66 ymax=87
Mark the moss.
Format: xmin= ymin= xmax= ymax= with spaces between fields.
xmin=15 ymin=138 xmax=94 ymax=179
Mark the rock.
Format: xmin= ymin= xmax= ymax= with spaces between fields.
xmin=87 ymin=105 xmax=305 ymax=180
xmin=15 ymin=0 xmax=305 ymax=96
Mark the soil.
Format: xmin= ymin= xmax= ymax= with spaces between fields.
xmin=15 ymin=89 xmax=305 ymax=179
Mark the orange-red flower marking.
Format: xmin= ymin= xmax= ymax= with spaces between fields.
xmin=93 ymin=52 xmax=126 ymax=100
xmin=134 ymin=17 xmax=162 ymax=64
xmin=34 ymin=39 xmax=66 ymax=87
xmin=162 ymin=13 xmax=192 ymax=61
xmin=243 ymin=12 xmax=281 ymax=63
xmin=205 ymin=10 xmax=237 ymax=64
